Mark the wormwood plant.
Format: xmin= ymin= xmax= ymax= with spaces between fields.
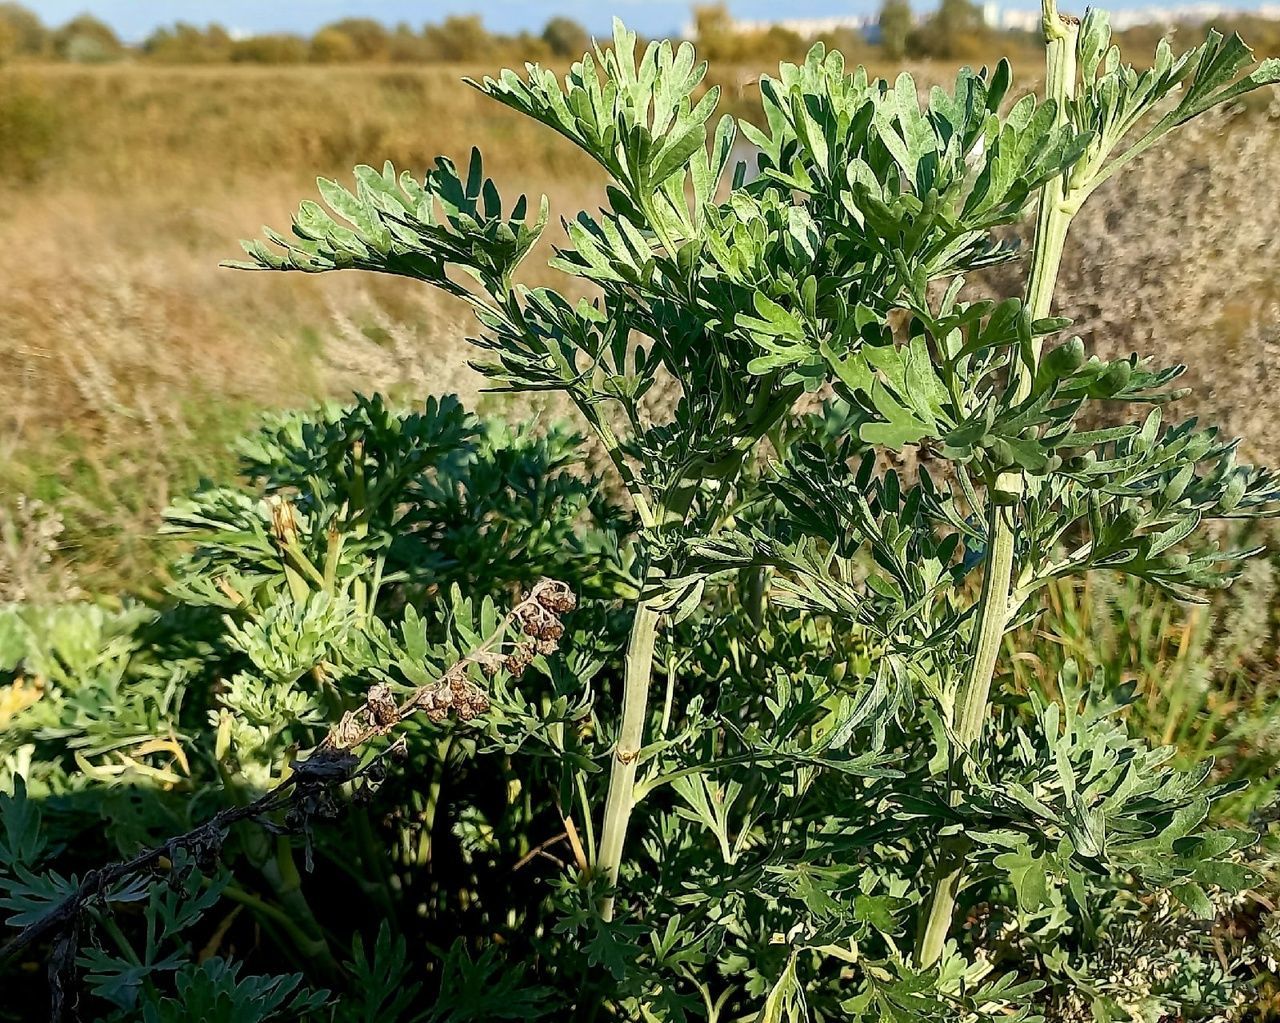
xmin=7 ymin=0 xmax=1280 ymax=1019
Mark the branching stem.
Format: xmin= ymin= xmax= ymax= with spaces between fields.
xmin=915 ymin=1 xmax=1079 ymax=968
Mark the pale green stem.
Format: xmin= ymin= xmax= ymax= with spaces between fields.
xmin=243 ymin=829 xmax=340 ymax=976
xmin=593 ymin=445 xmax=751 ymax=920
xmin=416 ymin=736 xmax=453 ymax=867
xmin=596 ymin=590 xmax=662 ymax=921
xmin=915 ymin=3 xmax=1079 ymax=969
xmin=576 ymin=771 xmax=598 ymax=865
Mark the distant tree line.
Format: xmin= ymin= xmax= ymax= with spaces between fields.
xmin=0 ymin=6 xmax=595 ymax=65
xmin=0 ymin=1 xmax=1276 ymax=67
xmin=691 ymin=0 xmax=1010 ymax=64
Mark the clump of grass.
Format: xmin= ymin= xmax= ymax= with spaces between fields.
xmin=1009 ymin=547 xmax=1280 ymax=821
xmin=0 ymin=72 xmax=58 ymax=181
xmin=0 ymin=498 xmax=79 ymax=604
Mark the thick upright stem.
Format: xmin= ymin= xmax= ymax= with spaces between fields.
xmin=593 ymin=444 xmax=754 ymax=920
xmin=596 ymin=592 xmax=661 ymax=921
xmin=915 ymin=3 xmax=1078 ymax=969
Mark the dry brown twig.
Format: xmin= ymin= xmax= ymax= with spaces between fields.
xmin=0 ymin=578 xmax=576 ymax=1019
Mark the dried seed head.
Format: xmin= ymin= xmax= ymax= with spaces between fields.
xmin=188 ymin=823 xmax=225 ymax=874
xmin=451 ymin=678 xmax=491 ymax=721
xmin=534 ymin=579 xmax=576 ymax=614
xmin=365 ymin=684 xmax=400 ymax=728
xmin=415 ymin=688 xmax=448 ymax=724
xmin=447 ymin=671 xmax=469 ymax=695
xmin=475 ymin=651 xmax=504 ymax=678
xmin=326 ymin=711 xmax=364 ymax=750
xmin=314 ymin=791 xmax=341 ymax=819
xmin=517 ymin=604 xmax=565 ymax=642
xmin=504 ymin=643 xmax=534 ymax=678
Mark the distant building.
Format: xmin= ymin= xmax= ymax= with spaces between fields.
xmin=981 ymin=2 xmax=1280 ymax=31
xmin=983 ymin=6 xmax=1041 ymax=32
xmin=690 ymin=3 xmax=1280 ymax=40
xmin=728 ymin=14 xmax=877 ymax=34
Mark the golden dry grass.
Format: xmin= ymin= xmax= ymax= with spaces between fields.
xmin=0 ymin=63 xmax=610 ymax=590
xmin=1 ymin=60 xmax=1279 ymax=592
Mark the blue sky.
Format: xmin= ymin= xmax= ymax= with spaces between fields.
xmin=24 ymin=1 xmax=1260 ymax=42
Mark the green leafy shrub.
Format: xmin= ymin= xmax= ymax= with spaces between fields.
xmin=5 ymin=3 xmax=1280 ymax=1020
xmin=0 ymin=74 xmax=59 ymax=182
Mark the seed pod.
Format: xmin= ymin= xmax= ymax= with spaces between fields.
xmin=416 ymin=687 xmax=448 ymax=724
xmin=365 ymin=684 xmax=400 ymax=728
xmin=534 ymin=579 xmax=577 ymax=614
xmin=516 ymin=605 xmax=546 ymax=638
xmin=504 ymin=643 xmax=534 ymax=678
xmin=476 ymin=651 xmax=503 ymax=678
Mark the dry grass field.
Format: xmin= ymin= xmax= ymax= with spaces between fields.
xmin=2 ymin=58 xmax=1279 ymax=594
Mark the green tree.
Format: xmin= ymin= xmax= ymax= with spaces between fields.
xmin=423 ymin=15 xmax=493 ymax=62
xmin=879 ymin=0 xmax=913 ymax=59
xmin=144 ymin=22 xmax=232 ymax=63
xmin=541 ymin=16 xmax=590 ymax=58
xmin=316 ymin=17 xmax=389 ymax=60
xmin=692 ymin=3 xmax=739 ymax=60
xmin=911 ymin=0 xmax=987 ymax=57
xmin=309 ymin=26 xmax=360 ymax=63
xmin=0 ymin=3 xmax=46 ymax=57
xmin=52 ymin=13 xmax=123 ymax=63
xmin=229 ymin=33 xmax=307 ymax=64
xmin=387 ymin=22 xmax=431 ymax=63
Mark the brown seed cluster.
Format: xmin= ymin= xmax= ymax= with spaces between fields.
xmin=416 ymin=671 xmax=490 ymax=724
xmin=503 ymin=578 xmax=577 ymax=676
xmin=327 ymin=579 xmax=575 ymax=743
xmin=533 ymin=578 xmax=577 ymax=614
xmin=365 ymin=683 xmax=400 ymax=728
